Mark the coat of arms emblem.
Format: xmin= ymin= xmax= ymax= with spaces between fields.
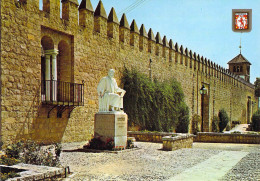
xmin=232 ymin=9 xmax=252 ymax=32
xmin=235 ymin=13 xmax=248 ymax=30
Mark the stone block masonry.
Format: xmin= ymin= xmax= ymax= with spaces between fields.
xmin=0 ymin=0 xmax=257 ymax=146
xmin=195 ymin=132 xmax=260 ymax=144
xmin=128 ymin=131 xmax=194 ymax=144
xmin=95 ymin=112 xmax=128 ymax=148
xmin=162 ymin=135 xmax=194 ymax=151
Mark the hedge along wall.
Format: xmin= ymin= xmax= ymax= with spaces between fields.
xmin=122 ymin=69 xmax=189 ymax=132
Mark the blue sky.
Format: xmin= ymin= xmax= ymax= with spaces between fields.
xmin=41 ymin=0 xmax=260 ymax=83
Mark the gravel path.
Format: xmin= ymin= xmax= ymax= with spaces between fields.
xmin=220 ymin=152 xmax=260 ymax=181
xmin=59 ymin=142 xmax=260 ymax=181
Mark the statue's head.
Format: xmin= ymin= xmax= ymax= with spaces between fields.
xmin=108 ymin=69 xmax=115 ymax=78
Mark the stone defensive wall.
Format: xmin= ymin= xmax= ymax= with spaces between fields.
xmin=195 ymin=132 xmax=260 ymax=144
xmin=0 ymin=0 xmax=257 ymax=146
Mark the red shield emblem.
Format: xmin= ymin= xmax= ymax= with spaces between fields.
xmin=235 ymin=13 xmax=248 ymax=30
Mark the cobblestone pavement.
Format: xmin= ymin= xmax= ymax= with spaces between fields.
xmin=60 ymin=142 xmax=260 ymax=181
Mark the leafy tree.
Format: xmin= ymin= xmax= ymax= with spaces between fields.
xmin=191 ymin=114 xmax=201 ymax=134
xmin=218 ymin=109 xmax=229 ymax=132
xmin=122 ymin=68 xmax=189 ymax=132
xmin=251 ymin=110 xmax=260 ymax=131
xmin=212 ymin=116 xmax=219 ymax=132
xmin=255 ymin=78 xmax=260 ymax=97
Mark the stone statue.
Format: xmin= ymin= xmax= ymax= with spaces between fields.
xmin=97 ymin=69 xmax=126 ymax=112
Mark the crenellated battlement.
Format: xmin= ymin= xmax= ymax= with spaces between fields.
xmin=13 ymin=0 xmax=253 ymax=89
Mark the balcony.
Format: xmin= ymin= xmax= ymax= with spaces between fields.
xmin=41 ymin=80 xmax=84 ymax=117
xmin=41 ymin=80 xmax=84 ymax=106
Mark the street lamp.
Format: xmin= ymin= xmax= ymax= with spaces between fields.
xmin=200 ymin=85 xmax=207 ymax=95
xmin=200 ymin=85 xmax=207 ymax=132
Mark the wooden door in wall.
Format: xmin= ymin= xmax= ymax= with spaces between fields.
xmin=202 ymin=94 xmax=210 ymax=132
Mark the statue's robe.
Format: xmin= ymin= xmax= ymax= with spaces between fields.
xmin=97 ymin=76 xmax=124 ymax=111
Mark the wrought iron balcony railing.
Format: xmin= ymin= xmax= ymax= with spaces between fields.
xmin=41 ymin=80 xmax=84 ymax=106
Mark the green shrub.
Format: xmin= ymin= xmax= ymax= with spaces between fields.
xmin=5 ymin=141 xmax=23 ymax=159
xmin=1 ymin=171 xmax=20 ymax=181
xmin=126 ymin=139 xmax=134 ymax=149
xmin=84 ymin=137 xmax=115 ymax=150
xmin=3 ymin=140 xmax=61 ymax=167
xmin=212 ymin=116 xmax=219 ymax=132
xmin=176 ymin=103 xmax=190 ymax=133
xmin=122 ymin=68 xmax=189 ymax=132
xmin=226 ymin=123 xmax=231 ymax=131
xmin=191 ymin=114 xmax=201 ymax=134
xmin=0 ymin=155 xmax=20 ymax=166
xmin=218 ymin=109 xmax=229 ymax=132
xmin=252 ymin=110 xmax=260 ymax=131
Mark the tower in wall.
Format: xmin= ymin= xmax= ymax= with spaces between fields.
xmin=228 ymin=53 xmax=251 ymax=82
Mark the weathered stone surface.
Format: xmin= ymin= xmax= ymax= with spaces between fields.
xmin=162 ymin=135 xmax=194 ymax=151
xmin=95 ymin=112 xmax=128 ymax=148
xmin=0 ymin=0 xmax=257 ymax=147
xmin=195 ymin=132 xmax=260 ymax=144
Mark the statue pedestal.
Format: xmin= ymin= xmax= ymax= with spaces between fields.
xmin=94 ymin=112 xmax=128 ymax=148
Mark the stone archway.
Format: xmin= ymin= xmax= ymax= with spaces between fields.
xmin=58 ymin=40 xmax=72 ymax=83
xmin=41 ymin=36 xmax=56 ymax=101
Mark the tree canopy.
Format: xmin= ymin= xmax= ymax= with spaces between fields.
xmin=122 ymin=68 xmax=189 ymax=133
xmin=255 ymin=78 xmax=260 ymax=97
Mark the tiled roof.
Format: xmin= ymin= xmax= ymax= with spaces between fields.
xmin=228 ymin=53 xmax=251 ymax=65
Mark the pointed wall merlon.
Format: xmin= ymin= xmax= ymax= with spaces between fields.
xmin=210 ymin=60 xmax=213 ymax=67
xmin=200 ymin=56 xmax=204 ymax=63
xmin=148 ymin=29 xmax=155 ymax=41
xmin=140 ymin=24 xmax=148 ymax=38
xmin=197 ymin=54 xmax=201 ymax=62
xmin=78 ymin=0 xmax=93 ymax=12
xmin=148 ymin=28 xmax=155 ymax=41
xmin=156 ymin=32 xmax=163 ymax=45
xmin=204 ymin=58 xmax=208 ymax=65
xmin=201 ymin=57 xmax=205 ymax=64
xmin=108 ymin=7 xmax=119 ymax=24
xmin=189 ymin=50 xmax=193 ymax=58
xmin=175 ymin=43 xmax=180 ymax=53
xmin=163 ymin=36 xmax=169 ymax=47
xmin=94 ymin=0 xmax=107 ymax=19
xmin=217 ymin=65 xmax=221 ymax=70
xmin=120 ymin=14 xmax=130 ymax=29
xmin=193 ymin=52 xmax=197 ymax=60
xmin=169 ymin=39 xmax=175 ymax=50
xmin=180 ymin=45 xmax=184 ymax=54
xmin=78 ymin=0 xmax=94 ymax=27
xmin=185 ymin=48 xmax=190 ymax=57
xmin=203 ymin=58 xmax=206 ymax=65
xmin=206 ymin=59 xmax=209 ymax=65
xmin=130 ymin=20 xmax=140 ymax=34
